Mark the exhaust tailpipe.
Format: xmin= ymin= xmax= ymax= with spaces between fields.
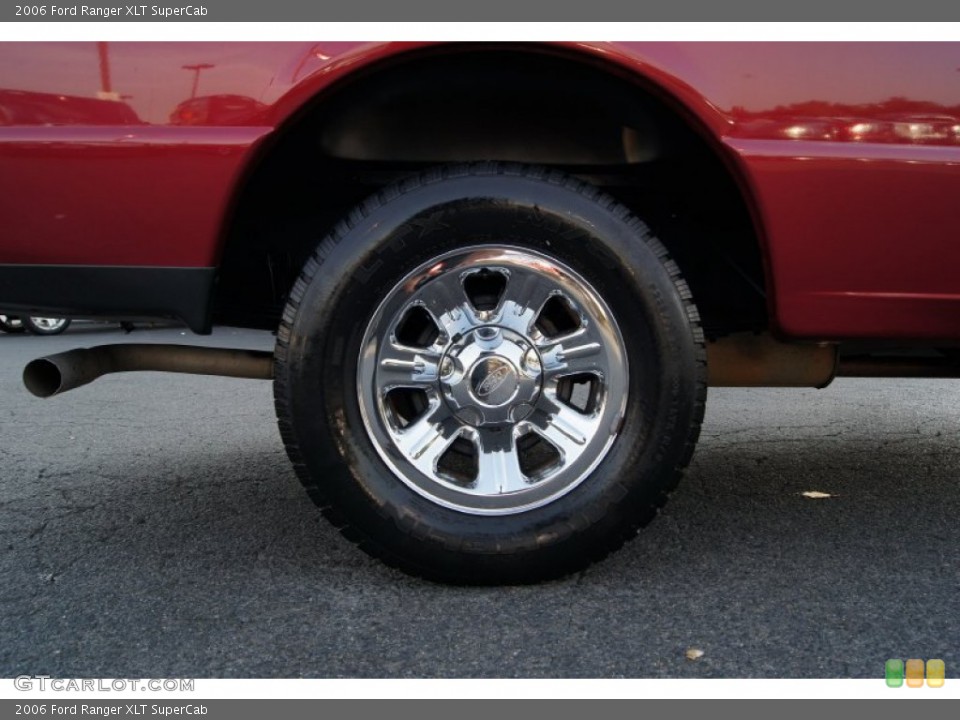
xmin=707 ymin=333 xmax=837 ymax=388
xmin=24 ymin=344 xmax=274 ymax=398
xmin=706 ymin=334 xmax=960 ymax=386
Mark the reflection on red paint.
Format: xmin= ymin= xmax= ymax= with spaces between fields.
xmin=0 ymin=89 xmax=141 ymax=126
xmin=730 ymin=98 xmax=960 ymax=145
xmin=169 ymin=95 xmax=267 ymax=126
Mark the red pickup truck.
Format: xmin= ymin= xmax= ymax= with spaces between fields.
xmin=2 ymin=42 xmax=959 ymax=583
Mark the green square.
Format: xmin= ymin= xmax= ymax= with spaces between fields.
xmin=886 ymin=659 xmax=904 ymax=687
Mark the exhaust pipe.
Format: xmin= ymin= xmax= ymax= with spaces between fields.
xmin=26 ymin=336 xmax=959 ymax=399
xmin=707 ymin=333 xmax=837 ymax=388
xmin=706 ymin=334 xmax=960 ymax=386
xmin=24 ymin=344 xmax=273 ymax=398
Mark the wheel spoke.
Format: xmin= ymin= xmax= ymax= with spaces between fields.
xmin=529 ymin=402 xmax=594 ymax=461
xmin=499 ymin=267 xmax=559 ymax=335
xmin=539 ymin=330 xmax=604 ymax=378
xmin=377 ymin=341 xmax=440 ymax=388
xmin=394 ymin=409 xmax=461 ymax=474
xmin=473 ymin=429 xmax=526 ymax=494
xmin=415 ymin=271 xmax=480 ymax=336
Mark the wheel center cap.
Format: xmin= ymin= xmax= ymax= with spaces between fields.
xmin=439 ymin=326 xmax=542 ymax=427
xmin=470 ymin=357 xmax=518 ymax=406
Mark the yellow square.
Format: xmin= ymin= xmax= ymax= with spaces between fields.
xmin=927 ymin=659 xmax=945 ymax=688
xmin=906 ymin=659 xmax=925 ymax=687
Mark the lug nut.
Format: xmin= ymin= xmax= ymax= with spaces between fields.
xmin=440 ymin=357 xmax=454 ymax=379
xmin=457 ymin=406 xmax=483 ymax=426
xmin=523 ymin=348 xmax=541 ymax=374
xmin=509 ymin=402 xmax=535 ymax=422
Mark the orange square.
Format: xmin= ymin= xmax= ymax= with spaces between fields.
xmin=906 ymin=659 xmax=925 ymax=687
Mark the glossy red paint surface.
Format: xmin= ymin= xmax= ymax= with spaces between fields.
xmin=1 ymin=41 xmax=959 ymax=340
xmin=727 ymin=138 xmax=960 ymax=339
xmin=0 ymin=126 xmax=268 ymax=266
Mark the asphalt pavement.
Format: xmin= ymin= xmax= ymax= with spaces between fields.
xmin=1 ymin=325 xmax=958 ymax=678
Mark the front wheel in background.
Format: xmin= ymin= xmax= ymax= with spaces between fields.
xmin=23 ymin=317 xmax=71 ymax=335
xmin=273 ymin=164 xmax=707 ymax=584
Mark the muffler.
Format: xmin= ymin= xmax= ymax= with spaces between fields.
xmin=23 ymin=344 xmax=274 ymax=398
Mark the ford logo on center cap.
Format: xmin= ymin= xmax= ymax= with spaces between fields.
xmin=475 ymin=361 xmax=513 ymax=398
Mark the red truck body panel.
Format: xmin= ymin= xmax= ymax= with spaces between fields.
xmin=1 ymin=41 xmax=958 ymax=340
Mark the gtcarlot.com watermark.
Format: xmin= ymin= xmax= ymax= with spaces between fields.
xmin=15 ymin=677 xmax=195 ymax=692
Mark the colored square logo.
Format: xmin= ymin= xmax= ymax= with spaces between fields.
xmin=885 ymin=659 xmax=904 ymax=687
xmin=906 ymin=659 xmax=925 ymax=687
xmin=927 ymin=659 xmax=945 ymax=688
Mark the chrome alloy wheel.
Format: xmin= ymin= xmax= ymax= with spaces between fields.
xmin=357 ymin=246 xmax=628 ymax=515
xmin=29 ymin=317 xmax=68 ymax=332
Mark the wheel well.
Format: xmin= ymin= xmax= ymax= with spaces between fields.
xmin=214 ymin=47 xmax=768 ymax=338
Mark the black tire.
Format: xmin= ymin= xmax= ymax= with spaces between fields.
xmin=22 ymin=317 xmax=71 ymax=335
xmin=274 ymin=164 xmax=706 ymax=584
xmin=0 ymin=315 xmax=25 ymax=333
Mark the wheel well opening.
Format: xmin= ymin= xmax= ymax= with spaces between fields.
xmin=214 ymin=48 xmax=768 ymax=338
